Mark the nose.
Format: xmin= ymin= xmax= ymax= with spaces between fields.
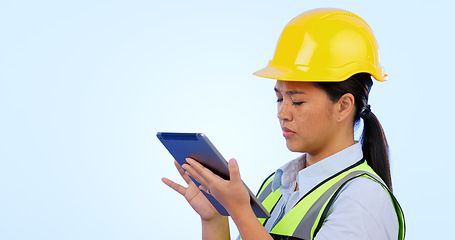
xmin=277 ymin=100 xmax=292 ymax=122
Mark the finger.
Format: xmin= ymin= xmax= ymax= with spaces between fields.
xmin=198 ymin=185 xmax=211 ymax=195
xmin=184 ymin=158 xmax=216 ymax=185
xmin=228 ymin=158 xmax=242 ymax=185
xmin=182 ymin=163 xmax=208 ymax=189
xmin=161 ymin=177 xmax=187 ymax=196
xmin=174 ymin=160 xmax=195 ymax=186
xmin=186 ymin=158 xmax=219 ymax=182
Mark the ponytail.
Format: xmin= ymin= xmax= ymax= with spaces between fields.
xmin=314 ymin=73 xmax=393 ymax=191
xmin=361 ymin=112 xmax=392 ymax=191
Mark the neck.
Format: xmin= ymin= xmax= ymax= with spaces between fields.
xmin=306 ymin=135 xmax=355 ymax=167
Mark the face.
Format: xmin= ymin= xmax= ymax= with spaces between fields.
xmin=275 ymin=81 xmax=339 ymax=154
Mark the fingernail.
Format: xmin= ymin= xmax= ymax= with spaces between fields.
xmin=229 ymin=158 xmax=237 ymax=166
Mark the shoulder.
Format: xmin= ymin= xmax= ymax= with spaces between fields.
xmin=315 ymin=177 xmax=399 ymax=240
xmin=336 ymin=176 xmax=393 ymax=212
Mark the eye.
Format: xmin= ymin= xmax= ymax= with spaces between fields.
xmin=276 ymin=98 xmax=283 ymax=103
xmin=292 ymin=101 xmax=304 ymax=106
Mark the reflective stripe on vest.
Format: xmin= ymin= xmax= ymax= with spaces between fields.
xmin=242 ymin=160 xmax=405 ymax=240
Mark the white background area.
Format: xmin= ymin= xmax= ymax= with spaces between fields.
xmin=1 ymin=0 xmax=454 ymax=239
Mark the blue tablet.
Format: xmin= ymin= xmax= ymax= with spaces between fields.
xmin=157 ymin=132 xmax=270 ymax=218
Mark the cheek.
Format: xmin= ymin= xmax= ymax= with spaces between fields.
xmin=296 ymin=106 xmax=332 ymax=131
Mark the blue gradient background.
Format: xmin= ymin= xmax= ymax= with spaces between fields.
xmin=1 ymin=0 xmax=453 ymax=239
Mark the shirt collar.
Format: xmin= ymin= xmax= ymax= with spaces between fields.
xmin=271 ymin=142 xmax=363 ymax=196
xmin=271 ymin=155 xmax=305 ymax=193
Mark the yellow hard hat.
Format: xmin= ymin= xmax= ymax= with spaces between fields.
xmin=254 ymin=8 xmax=387 ymax=82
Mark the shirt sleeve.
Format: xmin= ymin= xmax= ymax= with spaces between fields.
xmin=314 ymin=177 xmax=399 ymax=240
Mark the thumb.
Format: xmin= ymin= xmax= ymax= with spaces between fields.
xmin=228 ymin=158 xmax=242 ymax=184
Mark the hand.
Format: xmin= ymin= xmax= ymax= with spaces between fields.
xmin=162 ymin=160 xmax=221 ymax=221
xmin=182 ymin=158 xmax=272 ymax=240
xmin=183 ymin=158 xmax=251 ymax=217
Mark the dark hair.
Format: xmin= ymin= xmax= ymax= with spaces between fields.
xmin=314 ymin=73 xmax=392 ymax=191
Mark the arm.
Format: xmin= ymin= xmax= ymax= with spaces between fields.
xmin=162 ymin=160 xmax=230 ymax=240
xmin=183 ymin=158 xmax=273 ymax=240
xmin=202 ymin=214 xmax=230 ymax=240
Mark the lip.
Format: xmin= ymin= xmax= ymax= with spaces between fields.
xmin=282 ymin=127 xmax=296 ymax=138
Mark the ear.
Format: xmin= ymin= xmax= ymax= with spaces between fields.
xmin=336 ymin=93 xmax=355 ymax=122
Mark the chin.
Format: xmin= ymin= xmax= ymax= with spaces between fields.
xmin=286 ymin=141 xmax=306 ymax=153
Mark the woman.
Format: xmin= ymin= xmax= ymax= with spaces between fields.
xmin=162 ymin=8 xmax=405 ymax=240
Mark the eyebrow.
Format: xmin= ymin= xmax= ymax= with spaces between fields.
xmin=274 ymin=87 xmax=306 ymax=95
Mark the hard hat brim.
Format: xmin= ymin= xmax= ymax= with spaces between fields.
xmin=253 ymin=62 xmax=388 ymax=82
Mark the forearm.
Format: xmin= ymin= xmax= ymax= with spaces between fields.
xmin=230 ymin=206 xmax=273 ymax=240
xmin=201 ymin=216 xmax=230 ymax=240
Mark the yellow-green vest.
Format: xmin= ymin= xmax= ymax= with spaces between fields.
xmin=242 ymin=160 xmax=405 ymax=240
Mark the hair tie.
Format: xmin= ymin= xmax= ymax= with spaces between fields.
xmin=360 ymin=105 xmax=371 ymax=119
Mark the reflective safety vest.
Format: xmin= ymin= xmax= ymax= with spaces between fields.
xmin=242 ymin=160 xmax=405 ymax=240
